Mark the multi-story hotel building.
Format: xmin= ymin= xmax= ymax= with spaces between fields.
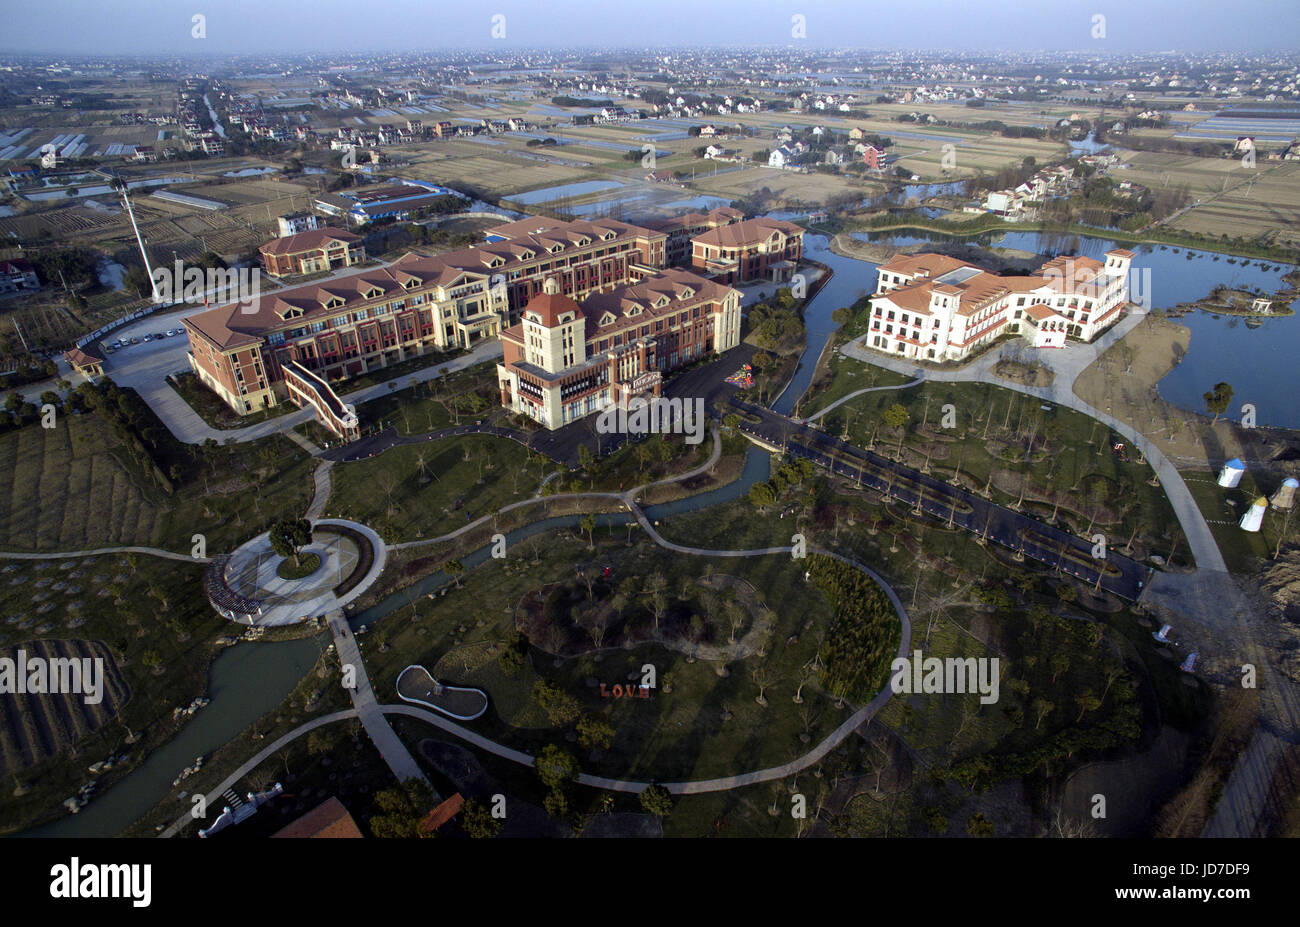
xmin=646 ymin=206 xmax=745 ymax=266
xmin=182 ymin=217 xmax=669 ymax=423
xmin=497 ymin=268 xmax=741 ymax=430
xmin=864 ymin=249 xmax=1135 ymax=362
xmin=259 ymin=227 xmax=366 ymax=278
xmin=691 ymin=217 xmax=804 ymax=285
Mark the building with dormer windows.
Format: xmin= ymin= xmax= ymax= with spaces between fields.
xmin=182 ymin=218 xmax=668 ymax=429
xmin=865 ymin=250 xmax=1135 ymax=362
xmin=496 ymin=269 xmax=741 ymax=430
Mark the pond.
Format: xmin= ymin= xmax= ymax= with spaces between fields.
xmin=507 ymin=180 xmax=626 ymax=205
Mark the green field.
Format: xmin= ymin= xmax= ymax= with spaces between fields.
xmin=0 ymin=412 xmax=313 ymax=555
xmin=325 ymin=434 xmax=553 ymax=543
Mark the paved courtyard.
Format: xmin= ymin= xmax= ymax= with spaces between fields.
xmin=218 ymin=519 xmax=387 ymax=626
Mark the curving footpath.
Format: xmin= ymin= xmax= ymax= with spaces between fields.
xmin=158 ymin=424 xmax=912 ymax=831
xmin=801 ymin=377 xmax=925 ymax=425
xmin=0 ymin=545 xmax=210 ymax=564
xmin=160 ymin=708 xmax=359 ymax=838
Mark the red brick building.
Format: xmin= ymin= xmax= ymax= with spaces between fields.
xmin=259 ymin=227 xmax=365 ymax=278
xmin=645 ymin=206 xmax=744 ymax=266
xmin=183 ymin=217 xmax=668 ymax=431
xmin=690 ymin=217 xmax=804 ymax=285
xmin=497 ymin=268 xmax=741 ymax=430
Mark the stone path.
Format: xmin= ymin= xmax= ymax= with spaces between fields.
xmin=326 ymin=608 xmax=431 ymax=788
xmin=305 ymin=460 xmax=334 ymax=521
xmin=154 ymin=424 xmax=911 ymax=830
xmin=0 ymin=545 xmax=208 ymax=564
xmin=801 ymin=377 xmax=925 ymax=424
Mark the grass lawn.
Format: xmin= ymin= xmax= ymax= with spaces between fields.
xmin=351 ymin=362 xmax=500 ymax=434
xmin=651 ymin=465 xmax=1208 ymax=818
xmin=166 ymin=372 xmax=293 ymax=430
xmin=277 ymin=552 xmax=322 ymax=580
xmin=356 ymin=528 xmax=891 ymax=783
xmin=325 ymin=434 xmax=554 ymax=542
xmin=1182 ymin=470 xmax=1285 ymax=574
xmin=797 ymin=375 xmax=1186 ymax=564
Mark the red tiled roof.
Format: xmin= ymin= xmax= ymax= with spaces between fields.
xmin=1024 ymin=303 xmax=1063 ymax=322
xmin=271 ymin=796 xmax=363 ymax=838
xmin=692 ymin=217 xmax=802 ymax=249
xmin=185 ymin=217 xmax=663 ymax=349
xmin=261 ymin=227 xmax=361 ymax=256
xmin=63 ymin=346 xmax=103 ymax=368
xmin=419 ymin=793 xmax=464 ymax=834
xmin=580 ymin=268 xmax=732 ymax=336
xmin=877 ymin=252 xmax=971 ymax=279
xmin=523 ymin=291 xmax=583 ymax=328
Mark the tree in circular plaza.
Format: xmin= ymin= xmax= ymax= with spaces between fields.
xmin=268 ymin=517 xmax=313 ymax=567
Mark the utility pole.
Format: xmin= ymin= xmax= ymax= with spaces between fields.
xmin=119 ymin=178 xmax=160 ymax=302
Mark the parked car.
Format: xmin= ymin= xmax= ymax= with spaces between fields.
xmin=166 ymin=328 xmax=182 ymax=337
xmin=142 ymin=334 xmax=153 ymax=342
xmin=128 ymin=337 xmax=141 ymax=345
xmin=152 ymin=333 xmax=166 ymax=339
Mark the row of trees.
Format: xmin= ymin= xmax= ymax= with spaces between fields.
xmin=809 ymin=555 xmax=899 ymax=704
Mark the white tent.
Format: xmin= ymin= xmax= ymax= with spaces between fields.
xmin=1239 ymin=496 xmax=1267 ymax=533
xmin=1218 ymin=458 xmax=1246 ymax=488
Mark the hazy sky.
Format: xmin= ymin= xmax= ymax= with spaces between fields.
xmin=6 ymin=0 xmax=1299 ymax=55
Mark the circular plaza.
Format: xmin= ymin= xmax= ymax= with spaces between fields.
xmin=203 ymin=519 xmax=387 ymax=626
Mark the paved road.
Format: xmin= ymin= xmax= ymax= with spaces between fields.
xmin=836 ymin=311 xmax=1227 ymax=575
xmin=733 ymin=398 xmax=1150 ymax=598
xmin=28 ymin=329 xmax=502 ymax=447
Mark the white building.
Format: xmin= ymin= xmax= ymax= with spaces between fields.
xmin=276 ymin=213 xmax=321 ymax=237
xmin=1218 ymin=458 xmax=1246 ymax=488
xmin=864 ymin=250 xmax=1135 ymax=362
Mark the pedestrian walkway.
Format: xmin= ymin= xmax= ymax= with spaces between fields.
xmin=305 ymin=461 xmax=334 ymax=520
xmin=326 ymin=609 xmax=431 ymax=789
